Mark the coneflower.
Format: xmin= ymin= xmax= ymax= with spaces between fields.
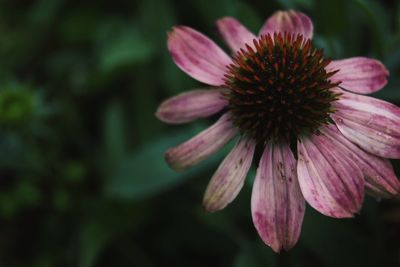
xmin=156 ymin=10 xmax=400 ymax=252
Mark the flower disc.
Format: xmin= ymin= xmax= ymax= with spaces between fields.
xmin=224 ymin=33 xmax=341 ymax=143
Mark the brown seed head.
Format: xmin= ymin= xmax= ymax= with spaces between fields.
xmin=224 ymin=32 xmax=340 ymax=144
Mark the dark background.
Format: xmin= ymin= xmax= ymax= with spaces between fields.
xmin=0 ymin=0 xmax=399 ymax=266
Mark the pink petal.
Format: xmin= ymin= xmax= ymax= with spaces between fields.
xmin=364 ymin=164 xmax=399 ymax=198
xmin=326 ymin=57 xmax=389 ymax=94
xmin=251 ymin=142 xmax=305 ymax=252
xmin=156 ymin=89 xmax=228 ymax=124
xmin=216 ymin=17 xmax=257 ymax=53
xmin=167 ymin=26 xmax=232 ymax=86
xmin=332 ymin=91 xmax=400 ymax=158
xmin=259 ymin=10 xmax=313 ymax=40
xmin=297 ymin=133 xmax=364 ymax=218
xmin=165 ymin=113 xmax=237 ymax=171
xmin=203 ymin=138 xmax=256 ymax=212
xmin=366 ymin=186 xmax=395 ymax=199
xmin=321 ymin=124 xmax=400 ymax=198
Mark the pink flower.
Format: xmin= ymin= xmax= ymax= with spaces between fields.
xmin=156 ymin=10 xmax=400 ymax=252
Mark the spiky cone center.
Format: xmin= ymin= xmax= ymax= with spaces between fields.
xmin=224 ymin=32 xmax=341 ymax=144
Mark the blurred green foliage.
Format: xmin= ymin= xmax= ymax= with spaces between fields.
xmin=0 ymin=0 xmax=399 ymax=266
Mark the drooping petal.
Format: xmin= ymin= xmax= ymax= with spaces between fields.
xmin=297 ymin=133 xmax=364 ymax=218
xmin=364 ymin=164 xmax=399 ymax=198
xmin=216 ymin=17 xmax=257 ymax=53
xmin=259 ymin=10 xmax=313 ymax=40
xmin=203 ymin=138 xmax=255 ymax=212
xmin=251 ymin=142 xmax=305 ymax=252
xmin=365 ymin=186 xmax=395 ymax=199
xmin=167 ymin=26 xmax=232 ymax=86
xmin=326 ymin=57 xmax=389 ymax=94
xmin=332 ymin=91 xmax=400 ymax=158
xmin=165 ymin=113 xmax=237 ymax=171
xmin=321 ymin=124 xmax=400 ymax=198
xmin=156 ymin=89 xmax=228 ymax=124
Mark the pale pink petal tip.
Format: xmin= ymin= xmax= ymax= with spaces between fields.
xmin=155 ymin=89 xmax=228 ymax=124
xmin=366 ymin=171 xmax=400 ymax=199
xmin=216 ymin=17 xmax=257 ymax=53
xmin=251 ymin=143 xmax=305 ymax=252
xmin=297 ymin=131 xmax=364 ymax=218
xmin=167 ymin=26 xmax=232 ymax=86
xmin=321 ymin=125 xmax=400 ymax=198
xmin=203 ymin=138 xmax=256 ymax=212
xmin=165 ymin=113 xmax=237 ymax=171
xmin=327 ymin=57 xmax=389 ymax=94
xmin=260 ymin=10 xmax=313 ymax=40
xmin=332 ymin=92 xmax=400 ymax=159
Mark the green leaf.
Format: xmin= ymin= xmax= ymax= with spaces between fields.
xmin=98 ymin=26 xmax=154 ymax=72
xmin=136 ymin=0 xmax=176 ymax=46
xmin=313 ymin=36 xmax=344 ymax=58
xmin=275 ymin=0 xmax=314 ymax=9
xmin=104 ymin=125 xmax=231 ymax=199
xmin=103 ymin=101 xmax=126 ymax=168
xmin=79 ymin=202 xmax=149 ymax=267
xmin=231 ymin=1 xmax=262 ymax=32
xmin=192 ymin=0 xmax=262 ymax=32
xmin=314 ymin=0 xmax=346 ymax=36
xmin=131 ymin=66 xmax=164 ymax=144
xmin=301 ymin=208 xmax=379 ymax=267
xmin=80 ymin=217 xmax=117 ymax=267
xmin=353 ymin=0 xmax=390 ymax=57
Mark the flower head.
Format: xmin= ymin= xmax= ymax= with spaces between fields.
xmin=156 ymin=10 xmax=400 ymax=252
xmin=224 ymin=32 xmax=340 ymax=142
